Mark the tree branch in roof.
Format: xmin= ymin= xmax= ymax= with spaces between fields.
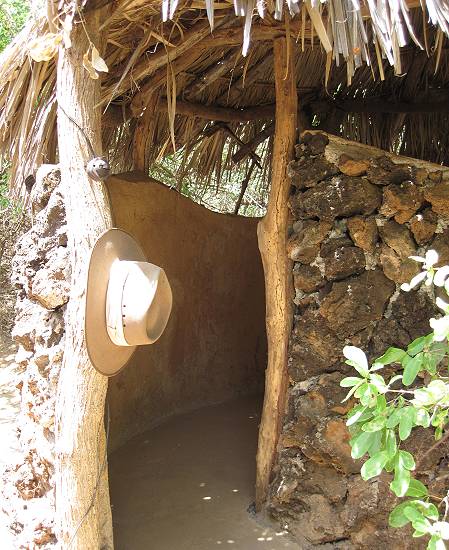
xmin=183 ymin=48 xmax=240 ymax=100
xmin=156 ymin=98 xmax=275 ymax=122
xmin=232 ymin=123 xmax=275 ymax=164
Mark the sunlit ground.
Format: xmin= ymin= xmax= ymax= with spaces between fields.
xmin=109 ymin=395 xmax=298 ymax=549
xmin=0 ymin=337 xmax=21 ymax=547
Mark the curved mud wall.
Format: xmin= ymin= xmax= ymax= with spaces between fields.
xmin=106 ymin=172 xmax=267 ymax=450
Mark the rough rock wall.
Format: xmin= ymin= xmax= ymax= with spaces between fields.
xmin=267 ymin=132 xmax=449 ymax=549
xmin=2 ymin=166 xmax=68 ymax=548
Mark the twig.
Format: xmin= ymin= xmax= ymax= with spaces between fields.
xmin=416 ymin=429 xmax=449 ymax=472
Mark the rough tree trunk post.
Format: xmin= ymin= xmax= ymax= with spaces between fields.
xmin=132 ymin=93 xmax=158 ymax=173
xmin=55 ymin=5 xmax=114 ymax=549
xmin=256 ymin=37 xmax=297 ymax=509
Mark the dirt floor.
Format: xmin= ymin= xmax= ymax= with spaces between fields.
xmin=0 ymin=337 xmax=21 ymax=548
xmin=109 ymin=395 xmax=298 ymax=550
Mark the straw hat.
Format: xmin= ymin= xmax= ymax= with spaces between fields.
xmin=85 ymin=228 xmax=173 ymax=376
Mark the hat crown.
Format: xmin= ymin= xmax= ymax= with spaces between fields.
xmin=106 ymin=260 xmax=172 ymax=347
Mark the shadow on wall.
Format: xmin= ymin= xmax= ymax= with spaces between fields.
xmin=106 ymin=172 xmax=267 ymax=451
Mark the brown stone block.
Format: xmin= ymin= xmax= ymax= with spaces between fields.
xmin=378 ymin=220 xmax=416 ymax=257
xmin=410 ymin=208 xmax=438 ymax=244
xmin=347 ymin=215 xmax=378 ymax=252
xmin=321 ymin=243 xmax=365 ymax=281
xmin=291 ymin=176 xmax=382 ymax=221
xmin=380 ymin=244 xmax=421 ymax=284
xmin=288 ymin=157 xmax=339 ymax=189
xmin=293 ymin=264 xmax=323 ymax=292
xmin=431 ymin=228 xmax=449 ymax=267
xmin=379 ymin=182 xmax=423 ymax=223
xmin=289 ymin=310 xmax=342 ymax=380
xmin=319 ymin=269 xmax=395 ymax=337
xmin=424 ymin=183 xmax=449 ymax=216
xmin=286 ymin=220 xmax=332 ymax=263
xmin=338 ymin=155 xmax=370 ymax=177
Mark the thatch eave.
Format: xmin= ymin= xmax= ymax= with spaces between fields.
xmin=1 ymin=0 xmax=449 ymax=201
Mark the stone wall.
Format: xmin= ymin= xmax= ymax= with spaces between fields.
xmin=2 ymin=166 xmax=68 ymax=548
xmin=267 ymin=132 xmax=449 ymax=549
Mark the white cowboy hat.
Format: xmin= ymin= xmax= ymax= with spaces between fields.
xmin=85 ymin=228 xmax=173 ymax=376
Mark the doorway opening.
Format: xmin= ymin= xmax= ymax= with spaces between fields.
xmin=106 ymin=173 xmax=290 ymax=548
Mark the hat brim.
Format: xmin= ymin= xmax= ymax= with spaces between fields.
xmin=85 ymin=228 xmax=147 ymax=376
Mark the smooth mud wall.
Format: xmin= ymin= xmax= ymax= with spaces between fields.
xmin=106 ymin=172 xmax=267 ymax=451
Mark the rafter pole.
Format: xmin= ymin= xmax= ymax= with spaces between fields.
xmin=256 ymin=37 xmax=297 ymax=510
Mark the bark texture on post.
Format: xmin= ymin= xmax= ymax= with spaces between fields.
xmin=55 ymin=6 xmax=113 ymax=549
xmin=132 ymin=93 xmax=158 ymax=173
xmin=256 ymin=37 xmax=297 ymax=509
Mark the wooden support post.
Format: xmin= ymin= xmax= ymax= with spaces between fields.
xmin=256 ymin=37 xmax=297 ymax=509
xmin=55 ymin=6 xmax=113 ymax=549
xmin=132 ymin=92 xmax=158 ymax=172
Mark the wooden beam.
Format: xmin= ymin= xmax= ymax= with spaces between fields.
xmin=232 ymin=123 xmax=275 ymax=164
xmin=55 ymin=4 xmax=113 ymax=549
xmin=156 ymin=98 xmax=275 ymax=122
xmin=111 ymin=19 xmax=214 ymax=100
xmin=336 ymin=98 xmax=449 ymax=114
xmin=256 ymin=37 xmax=297 ymax=509
xmin=183 ymin=48 xmax=240 ymax=100
xmin=218 ymin=50 xmax=273 ymax=104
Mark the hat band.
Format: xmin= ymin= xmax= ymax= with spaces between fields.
xmin=106 ymin=260 xmax=132 ymax=347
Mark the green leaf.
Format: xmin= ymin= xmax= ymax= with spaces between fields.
xmin=399 ymin=450 xmax=416 ymax=470
xmin=416 ymin=409 xmax=431 ymax=428
xmin=361 ymin=450 xmax=388 ymax=480
xmin=418 ymin=501 xmax=439 ymax=520
xmin=411 ymin=516 xmax=432 ymax=534
xmin=341 ymin=384 xmax=360 ymax=403
xmin=374 ymin=347 xmax=407 ymax=366
xmin=406 ymin=479 xmax=429 ymax=498
xmin=369 ymin=373 xmax=387 ymax=393
xmin=399 ymin=408 xmax=416 ymax=440
xmin=354 ymin=382 xmax=369 ymax=399
xmin=350 ymin=431 xmax=375 ymax=459
xmin=412 ymin=529 xmax=427 ymax=538
xmin=343 ymin=346 xmax=370 ymax=377
xmin=367 ymin=429 xmax=383 ymax=457
xmin=362 ymin=416 xmax=386 ymax=432
xmin=340 ymin=376 xmax=364 ymax=387
xmin=376 ymin=395 xmax=387 ymax=413
xmin=404 ymin=505 xmax=425 ymax=522
xmin=346 ymin=406 xmax=367 ymax=427
xmin=390 ymin=465 xmax=411 ymax=497
xmin=389 ymin=501 xmax=412 ymax=528
xmin=385 ymin=429 xmax=397 ymax=458
xmin=428 ymin=535 xmax=446 ymax=550
xmin=403 ymin=353 xmax=424 ymax=386
xmin=407 ymin=335 xmax=432 ymax=357
xmin=386 ymin=408 xmax=402 ymax=429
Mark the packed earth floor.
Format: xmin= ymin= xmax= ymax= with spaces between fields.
xmin=109 ymin=395 xmax=298 ymax=550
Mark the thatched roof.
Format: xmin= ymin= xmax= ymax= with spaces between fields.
xmin=1 ymin=0 xmax=449 ymax=199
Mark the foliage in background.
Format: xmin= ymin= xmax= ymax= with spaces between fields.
xmin=0 ymin=166 xmax=28 ymax=334
xmin=149 ymin=147 xmax=268 ymax=217
xmin=341 ymin=251 xmax=449 ymax=550
xmin=0 ymin=0 xmax=30 ymax=52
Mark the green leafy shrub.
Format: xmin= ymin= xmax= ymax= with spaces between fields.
xmin=0 ymin=0 xmax=31 ymax=52
xmin=341 ymin=250 xmax=449 ymax=550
